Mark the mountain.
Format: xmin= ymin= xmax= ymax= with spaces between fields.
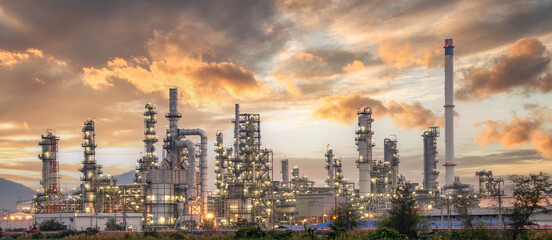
xmin=0 ymin=178 xmax=36 ymax=212
xmin=114 ymin=170 xmax=135 ymax=185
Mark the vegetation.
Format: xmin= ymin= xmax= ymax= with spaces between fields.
xmin=508 ymin=172 xmax=552 ymax=239
xmin=105 ymin=217 xmax=124 ymax=231
xmin=199 ymin=219 xmax=215 ymax=231
xmin=330 ymin=201 xmax=360 ymax=230
xmin=6 ymin=227 xmax=552 ymax=239
xmin=38 ymin=218 xmax=66 ymax=231
xmin=450 ymin=183 xmax=478 ymax=230
xmin=369 ymin=227 xmax=402 ymax=240
xmin=325 ymin=224 xmax=345 ymax=239
xmin=380 ymin=176 xmax=420 ymax=238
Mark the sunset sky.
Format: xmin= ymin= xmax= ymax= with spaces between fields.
xmin=0 ymin=0 xmax=551 ymax=192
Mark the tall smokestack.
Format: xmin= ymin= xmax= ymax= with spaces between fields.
xmin=444 ymin=39 xmax=456 ymax=187
xmin=167 ymin=88 xmax=181 ymax=135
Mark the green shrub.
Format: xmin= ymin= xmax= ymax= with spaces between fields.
xmin=325 ymin=224 xmax=346 ymax=239
xmin=30 ymin=232 xmax=42 ymax=239
xmin=369 ymin=227 xmax=402 ymax=240
xmin=143 ymin=228 xmax=159 ymax=238
xmin=105 ymin=217 xmax=124 ymax=231
xmin=267 ymin=230 xmax=294 ymax=240
xmin=38 ymin=218 xmax=66 ymax=231
xmin=234 ymin=226 xmax=266 ymax=239
xmin=82 ymin=227 xmax=100 ymax=236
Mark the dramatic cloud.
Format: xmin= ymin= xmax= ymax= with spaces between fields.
xmin=474 ymin=112 xmax=552 ymax=158
xmin=342 ymin=60 xmax=365 ymax=72
xmin=377 ymin=39 xmax=441 ymax=69
xmin=1 ymin=0 xmax=552 ymax=188
xmin=275 ymin=75 xmax=302 ymax=96
xmin=386 ymin=100 xmax=444 ymax=130
xmin=457 ymin=38 xmax=552 ymax=100
xmin=83 ymin=25 xmax=273 ymax=108
xmin=0 ymin=48 xmax=65 ymax=67
xmin=311 ymin=93 xmax=442 ymax=130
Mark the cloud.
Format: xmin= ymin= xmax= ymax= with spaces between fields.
xmin=456 ymin=38 xmax=552 ymax=100
xmin=275 ymin=75 xmax=302 ymax=96
xmin=377 ymin=39 xmax=441 ymax=69
xmin=0 ymin=48 xmax=65 ymax=67
xmin=311 ymin=93 xmax=441 ymax=130
xmin=83 ymin=25 xmax=272 ymax=108
xmin=386 ymin=100 xmax=444 ymax=130
xmin=474 ymin=112 xmax=552 ymax=158
xmin=342 ymin=60 xmax=365 ymax=72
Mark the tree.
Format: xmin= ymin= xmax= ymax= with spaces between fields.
xmin=330 ymin=201 xmax=360 ymax=230
xmin=199 ymin=219 xmax=215 ymax=231
xmin=38 ymin=218 xmax=66 ymax=231
xmin=508 ymin=172 xmax=552 ymax=239
xmin=450 ymin=183 xmax=478 ymax=230
xmin=369 ymin=227 xmax=402 ymax=240
xmin=381 ymin=176 xmax=419 ymax=239
xmin=105 ymin=217 xmax=124 ymax=231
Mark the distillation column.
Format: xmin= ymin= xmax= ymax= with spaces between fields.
xmin=136 ymin=103 xmax=158 ymax=183
xmin=38 ymin=130 xmax=61 ymax=213
xmin=281 ymin=159 xmax=289 ymax=188
xmin=444 ymin=39 xmax=456 ymax=187
xmin=383 ymin=137 xmax=399 ymax=194
xmin=356 ymin=107 xmax=374 ymax=196
xmin=215 ymin=132 xmax=229 ymax=195
xmin=80 ymin=119 xmax=100 ymax=213
xmin=422 ymin=126 xmax=440 ymax=190
xmin=325 ymin=148 xmax=335 ymax=189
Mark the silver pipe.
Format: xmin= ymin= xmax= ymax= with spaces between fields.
xmin=176 ymin=140 xmax=196 ymax=196
xmin=178 ymin=128 xmax=208 ymax=217
xmin=234 ymin=104 xmax=240 ymax=161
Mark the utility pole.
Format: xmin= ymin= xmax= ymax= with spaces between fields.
xmin=447 ymin=193 xmax=451 ymax=233
xmin=440 ymin=191 xmax=444 ymax=228
xmin=495 ymin=178 xmax=504 ymax=231
xmin=307 ymin=199 xmax=314 ymax=225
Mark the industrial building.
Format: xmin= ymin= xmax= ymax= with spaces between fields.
xmin=14 ymin=38 xmax=515 ymax=231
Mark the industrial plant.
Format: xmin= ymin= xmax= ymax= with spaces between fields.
xmin=3 ymin=38 xmax=540 ymax=231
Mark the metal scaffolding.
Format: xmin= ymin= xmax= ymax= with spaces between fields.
xmin=356 ymin=107 xmax=374 ymax=197
xmin=34 ymin=130 xmax=63 ymax=213
xmin=136 ymin=103 xmax=158 ymax=183
xmin=222 ymin=105 xmax=273 ymax=226
xmin=422 ymin=126 xmax=440 ymax=190
xmin=383 ymin=137 xmax=400 ymax=195
xmin=79 ymin=119 xmax=100 ymax=213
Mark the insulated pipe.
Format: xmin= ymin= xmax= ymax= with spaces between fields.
xmin=176 ymin=140 xmax=196 ymax=196
xmin=178 ymin=128 xmax=208 ymax=217
xmin=234 ymin=104 xmax=240 ymax=161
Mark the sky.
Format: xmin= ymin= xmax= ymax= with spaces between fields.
xmin=0 ymin=0 xmax=551 ymax=192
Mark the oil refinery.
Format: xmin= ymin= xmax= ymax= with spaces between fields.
xmin=1 ymin=39 xmax=531 ymax=231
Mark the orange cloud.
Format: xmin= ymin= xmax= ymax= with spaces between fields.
xmin=275 ymin=75 xmax=302 ymax=96
xmin=457 ymin=38 xmax=552 ymax=100
xmin=83 ymin=27 xmax=271 ymax=108
xmin=342 ymin=60 xmax=365 ymax=72
xmin=0 ymin=48 xmax=66 ymax=68
xmin=474 ymin=114 xmax=552 ymax=158
xmin=377 ymin=39 xmax=440 ymax=69
xmin=386 ymin=100 xmax=444 ymax=130
xmin=311 ymin=93 xmax=441 ymax=130
xmin=294 ymin=51 xmax=323 ymax=62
